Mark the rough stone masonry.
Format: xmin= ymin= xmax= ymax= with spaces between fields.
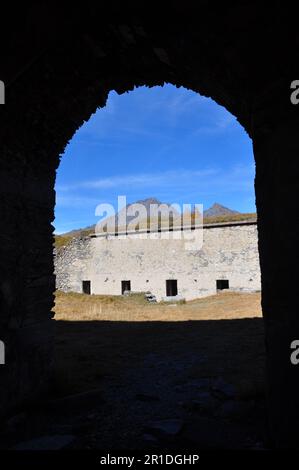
xmin=2 ymin=1 xmax=299 ymax=448
xmin=55 ymin=221 xmax=261 ymax=301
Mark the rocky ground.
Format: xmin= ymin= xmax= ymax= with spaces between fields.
xmin=1 ymin=292 xmax=267 ymax=450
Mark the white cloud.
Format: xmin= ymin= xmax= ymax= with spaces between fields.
xmin=56 ymin=164 xmax=254 ymax=199
xmin=57 ymin=168 xmax=218 ymax=193
xmin=55 ymin=194 xmax=106 ymax=208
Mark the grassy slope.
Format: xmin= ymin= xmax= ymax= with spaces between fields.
xmin=54 ymin=212 xmax=257 ymax=249
xmin=203 ymin=212 xmax=256 ymax=224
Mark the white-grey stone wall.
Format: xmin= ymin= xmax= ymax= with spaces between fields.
xmin=55 ymin=222 xmax=261 ymax=301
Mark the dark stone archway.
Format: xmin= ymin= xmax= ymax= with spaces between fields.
xmin=0 ymin=2 xmax=299 ymax=448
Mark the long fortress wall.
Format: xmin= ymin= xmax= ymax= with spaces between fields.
xmin=55 ymin=222 xmax=261 ymax=301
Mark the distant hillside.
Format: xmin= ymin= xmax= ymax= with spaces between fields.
xmin=54 ymin=200 xmax=256 ymax=249
xmin=203 ymin=212 xmax=256 ymax=225
xmin=203 ymin=202 xmax=239 ymax=218
xmin=62 ymin=225 xmax=95 ymax=238
xmin=55 ymin=197 xmax=181 ymax=248
xmin=97 ymin=197 xmax=180 ymax=232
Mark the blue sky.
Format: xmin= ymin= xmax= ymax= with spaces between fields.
xmin=54 ymin=84 xmax=255 ymax=234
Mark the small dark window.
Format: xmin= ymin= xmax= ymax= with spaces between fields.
xmin=121 ymin=280 xmax=131 ymax=294
xmin=166 ymin=279 xmax=178 ymax=297
xmin=216 ymin=279 xmax=229 ymax=290
xmin=82 ymin=280 xmax=91 ymax=295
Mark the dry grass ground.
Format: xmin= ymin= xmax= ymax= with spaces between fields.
xmin=54 ymin=290 xmax=262 ymax=322
xmin=52 ymin=291 xmax=264 ymax=400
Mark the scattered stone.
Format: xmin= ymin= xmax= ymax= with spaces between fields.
xmin=44 ymin=388 xmax=103 ymax=414
xmin=218 ymin=399 xmax=256 ymax=419
xmin=5 ymin=412 xmax=28 ymax=434
xmin=144 ymin=292 xmax=157 ymax=303
xmin=217 ymin=400 xmax=238 ymax=418
xmin=180 ymin=417 xmax=249 ymax=449
xmin=12 ymin=434 xmax=75 ymax=450
xmin=250 ymin=441 xmax=265 ymax=450
xmin=174 ymin=377 xmax=210 ymax=392
xmin=191 ymin=378 xmax=212 ymax=389
xmin=136 ymin=393 xmax=160 ymax=402
xmin=50 ymin=424 xmax=74 ymax=435
xmin=72 ymin=421 xmax=96 ymax=435
xmin=144 ymin=419 xmax=184 ymax=439
xmin=142 ymin=433 xmax=159 ymax=443
xmin=185 ymin=392 xmax=218 ymax=414
xmin=177 ymin=400 xmax=185 ymax=406
xmin=211 ymin=377 xmax=235 ymax=399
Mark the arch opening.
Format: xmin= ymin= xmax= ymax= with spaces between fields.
xmin=51 ymin=85 xmax=264 ymax=450
xmin=2 ymin=6 xmax=298 ymax=448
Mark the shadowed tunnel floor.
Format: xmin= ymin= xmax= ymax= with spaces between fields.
xmin=2 ymin=313 xmax=266 ymax=450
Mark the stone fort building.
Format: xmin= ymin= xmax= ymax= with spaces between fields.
xmin=55 ymin=220 xmax=261 ymax=301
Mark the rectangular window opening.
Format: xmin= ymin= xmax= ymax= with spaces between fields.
xmin=216 ymin=279 xmax=229 ymax=290
xmin=121 ymin=280 xmax=131 ymax=295
xmin=166 ymin=279 xmax=178 ymax=297
xmin=82 ymin=280 xmax=91 ymax=295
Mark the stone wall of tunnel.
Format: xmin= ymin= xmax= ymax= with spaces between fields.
xmin=1 ymin=2 xmax=299 ymax=447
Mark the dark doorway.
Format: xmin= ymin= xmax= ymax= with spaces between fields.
xmin=121 ymin=280 xmax=131 ymax=294
xmin=216 ymin=279 xmax=229 ymax=290
xmin=166 ymin=279 xmax=178 ymax=297
xmin=82 ymin=280 xmax=91 ymax=295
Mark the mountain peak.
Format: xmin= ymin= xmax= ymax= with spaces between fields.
xmin=127 ymin=197 xmax=163 ymax=211
xmin=203 ymin=203 xmax=239 ymax=218
xmin=133 ymin=197 xmax=162 ymax=205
